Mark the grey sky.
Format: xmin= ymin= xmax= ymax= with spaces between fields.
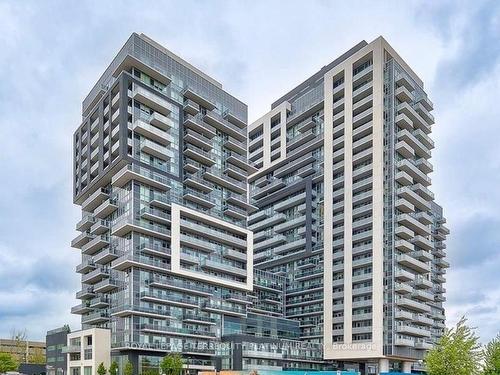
xmin=0 ymin=0 xmax=499 ymax=342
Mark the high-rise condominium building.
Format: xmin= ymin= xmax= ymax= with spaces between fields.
xmin=71 ymin=33 xmax=448 ymax=375
xmin=247 ymin=36 xmax=448 ymax=373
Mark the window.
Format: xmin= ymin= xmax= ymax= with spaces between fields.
xmin=84 ymin=367 xmax=92 ymax=375
xmin=70 ymin=367 xmax=80 ymax=375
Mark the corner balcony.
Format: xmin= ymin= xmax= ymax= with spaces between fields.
xmin=81 ymin=266 xmax=109 ymax=284
xmin=223 ymin=204 xmax=247 ymax=220
xmin=226 ymin=151 xmax=256 ymax=173
xmin=81 ymin=187 xmax=110 ymax=212
xmin=111 ymin=218 xmax=171 ymax=241
xmin=397 ymin=160 xmax=431 ymax=186
xmin=112 ymin=164 xmax=170 ymax=191
xmin=111 ymin=251 xmax=169 ymax=273
xmin=397 ymin=325 xmax=431 ymax=338
xmin=203 ymin=110 xmax=246 ymax=141
xmin=223 ymin=111 xmax=246 ymax=129
xmin=151 ymin=276 xmax=213 ymax=297
xmin=94 ymin=198 xmax=118 ymax=219
xmin=183 ymin=88 xmax=216 ymax=110
xmin=75 ymin=286 xmax=95 ymax=299
xmin=395 ymin=337 xmax=414 ymax=347
xmin=397 ymin=254 xmax=430 ymax=274
xmin=201 ymin=258 xmax=246 ymax=277
xmin=140 ymin=323 xmax=216 ymax=340
xmin=248 ymin=213 xmax=286 ymax=232
xmin=140 ymin=207 xmax=171 ymax=225
xmin=71 ymin=302 xmax=92 ymax=315
xmin=133 ymin=86 xmax=172 ymax=116
xmin=222 ymin=248 xmax=247 ymax=262
xmin=133 ymin=118 xmax=173 ymax=146
xmin=397 ymin=186 xmax=431 ymax=211
xmin=94 ymin=247 xmax=120 ymax=264
xmin=201 ymin=300 xmax=246 ymax=317
xmin=184 ymin=144 xmax=216 ymax=166
xmin=396 ymin=297 xmax=431 ymax=313
xmin=90 ymin=219 xmax=110 ymax=235
xmin=94 ymin=277 xmax=119 ymax=293
xmin=183 ymin=114 xmax=217 ymax=138
xmin=397 ymin=102 xmax=432 ymax=134
xmin=140 ymin=291 xmax=199 ymax=308
xmin=252 ymin=178 xmax=286 ymax=200
xmin=180 ymin=220 xmax=246 ymax=249
xmin=203 ymin=169 xmax=246 ymax=194
xmin=183 ymin=99 xmax=200 ymax=115
xmin=184 ymin=129 xmax=213 ymax=151
xmin=71 ymin=231 xmax=94 ymax=249
xmin=81 ymin=235 xmax=109 ymax=256
xmin=183 ymin=188 xmax=216 ymax=208
xmin=140 ymin=139 xmax=173 ymax=161
xmin=82 ymin=311 xmax=109 ymax=325
xmin=254 ymin=234 xmax=286 ymax=251
xmin=395 ymin=85 xmax=413 ymax=103
xmin=76 ymin=259 xmax=96 ymax=274
xmin=76 ymin=214 xmax=96 ymax=232
xmin=397 ymin=214 xmax=431 ymax=236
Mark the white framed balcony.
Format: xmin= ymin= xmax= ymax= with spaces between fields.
xmin=133 ymin=118 xmax=173 ymax=145
xmin=112 ymin=164 xmax=170 ymax=191
xmin=133 ymin=85 xmax=172 ymax=116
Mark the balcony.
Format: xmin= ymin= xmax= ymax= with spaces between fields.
xmin=140 ymin=291 xmax=199 ymax=308
xmin=112 ymin=218 xmax=171 ymax=241
xmin=183 ymin=99 xmax=199 ymax=115
xmin=274 ymin=215 xmax=306 ymax=233
xmin=397 ymin=325 xmax=431 ymax=338
xmin=90 ymin=219 xmax=110 ymax=235
xmin=94 ymin=198 xmax=118 ymax=219
xmin=412 ymin=289 xmax=434 ymax=302
xmin=223 ymin=204 xmax=247 ymax=220
xmin=397 ymin=186 xmax=431 ymax=211
xmin=202 ymin=300 xmax=246 ymax=317
xmin=395 ymin=268 xmax=415 ymax=282
xmin=224 ymin=136 xmax=246 ymax=155
xmin=395 ymin=337 xmax=414 ymax=347
xmin=81 ymin=235 xmax=109 ymax=255
xmin=183 ymin=88 xmax=216 ymax=110
xmin=395 ymin=85 xmax=413 ymax=103
xmin=226 ymin=151 xmax=256 ymax=173
xmin=183 ymin=114 xmax=216 ymax=138
xmin=184 ymin=144 xmax=216 ymax=166
xmin=222 ymin=248 xmax=247 ymax=262
xmin=183 ymin=173 xmax=213 ymax=192
xmin=183 ymin=188 xmax=216 ymax=208
xmin=397 ymin=102 xmax=431 ymax=134
xmin=112 ymin=164 xmax=170 ymax=191
xmin=203 ymin=169 xmax=246 ymax=194
xmin=397 ymin=214 xmax=431 ymax=236
xmin=248 ymin=213 xmax=286 ymax=232
xmin=76 ymin=259 xmax=96 ymax=274
xmin=140 ymin=139 xmax=173 ymax=161
xmin=273 ymin=237 xmax=307 ymax=255
xmin=133 ymin=118 xmax=173 ymax=145
xmin=395 ymin=239 xmax=414 ymax=253
xmin=76 ymin=214 xmax=95 ymax=232
xmin=133 ymin=85 xmax=172 ymax=116
xmin=81 ymin=266 xmax=109 ymax=284
xmin=396 ymin=297 xmax=431 ymax=313
xmin=140 ymin=323 xmax=216 ymax=340
xmin=203 ymin=110 xmax=246 ymax=141
xmin=140 ymin=207 xmax=171 ymax=225
xmin=180 ymin=220 xmax=246 ymax=249
xmin=184 ymin=129 xmax=213 ymax=151
xmin=254 ymin=235 xmax=286 ymax=251
xmin=252 ymin=178 xmax=286 ymax=200
xmin=71 ymin=303 xmax=92 ymax=315
xmin=111 ymin=251 xmax=168 ymax=273
xmin=82 ymin=311 xmax=109 ymax=324
xmin=149 ymin=112 xmax=173 ymax=131
xmin=397 ymin=160 xmax=431 ymax=186
xmin=201 ymin=258 xmax=245 ymax=277
xmin=151 ymin=276 xmax=213 ymax=297
xmin=75 ymin=286 xmax=95 ymax=299
xmin=71 ymin=231 xmax=94 ymax=249
xmin=397 ymin=254 xmax=430 ymax=274
xmin=94 ymin=247 xmax=120 ymax=264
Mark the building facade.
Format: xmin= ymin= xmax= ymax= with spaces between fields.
xmin=71 ymin=33 xmax=448 ymax=375
xmin=0 ymin=339 xmax=46 ymax=364
xmin=247 ymin=36 xmax=448 ymax=373
xmin=64 ymin=328 xmax=111 ymax=375
xmin=46 ymin=326 xmax=71 ymax=375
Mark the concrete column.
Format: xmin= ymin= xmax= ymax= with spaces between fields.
xmin=402 ymin=361 xmax=413 ymax=373
xmin=378 ymin=358 xmax=389 ymax=373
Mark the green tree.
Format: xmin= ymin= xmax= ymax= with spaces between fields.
xmin=0 ymin=352 xmax=19 ymax=373
xmin=124 ymin=361 xmax=134 ymax=375
xmin=483 ymin=333 xmax=500 ymax=375
xmin=159 ymin=353 xmax=183 ymax=375
xmin=425 ymin=316 xmax=482 ymax=375
xmin=109 ymin=360 xmax=119 ymax=375
xmin=97 ymin=362 xmax=107 ymax=375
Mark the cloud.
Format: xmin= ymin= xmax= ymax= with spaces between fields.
xmin=0 ymin=0 xmax=499 ymax=343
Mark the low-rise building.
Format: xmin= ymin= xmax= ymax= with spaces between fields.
xmin=46 ymin=326 xmax=71 ymax=375
xmin=64 ymin=328 xmax=110 ymax=375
